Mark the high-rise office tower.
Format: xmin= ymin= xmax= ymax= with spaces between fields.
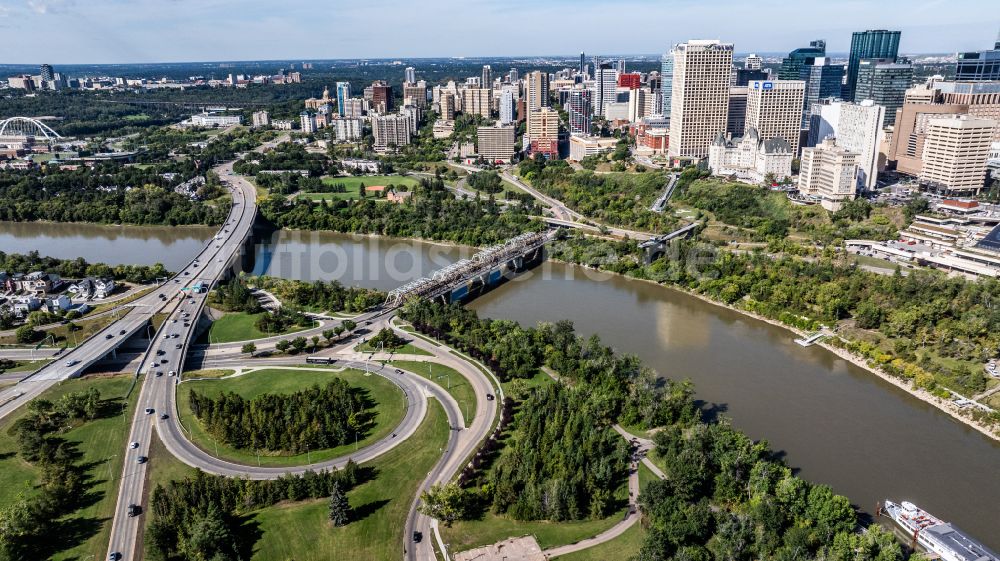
xmin=403 ymin=81 xmax=427 ymax=108
xmin=955 ymin=30 xmax=1000 ymax=81
xmin=439 ymin=92 xmax=456 ymax=121
xmin=778 ymin=40 xmax=826 ymax=81
xmin=745 ymin=54 xmax=763 ymax=71
xmin=807 ymin=99 xmax=885 ymax=190
xmin=660 ymin=52 xmax=674 ymax=121
xmin=526 ymin=71 xmax=550 ymax=111
xmin=727 ymin=87 xmax=748 ymax=136
xmin=461 ymin=88 xmax=491 ymax=118
xmin=746 ymin=80 xmax=806 ymax=156
xmin=800 ymin=58 xmax=846 ymax=127
xmin=579 ymin=52 xmax=586 ymax=77
xmin=509 ymin=67 xmax=519 ymax=83
xmin=854 ymin=59 xmax=913 ymax=125
xmin=735 ymin=68 xmax=768 ymax=87
xmin=39 ymin=64 xmax=54 ymax=82
xmin=499 ymin=86 xmax=516 ymax=125
xmin=617 ymin=59 xmax=626 ymax=74
xmin=668 ymin=40 xmax=733 ymax=159
xmin=919 ymin=116 xmax=995 ymax=193
xmin=335 ymin=82 xmax=352 ymax=116
xmin=567 ymin=89 xmax=593 ymax=135
xmin=526 ymin=106 xmax=560 ymax=143
xmin=404 ymin=66 xmax=416 ymax=84
xmin=846 ymin=30 xmax=901 ymax=101
xmin=371 ymin=80 xmax=392 ymax=113
xmin=482 ymin=65 xmax=493 ymax=90
xmin=594 ymin=61 xmax=619 ymax=117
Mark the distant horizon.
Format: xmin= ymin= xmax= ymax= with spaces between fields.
xmin=0 ymin=50 xmax=970 ymax=69
xmin=0 ymin=0 xmax=996 ymax=65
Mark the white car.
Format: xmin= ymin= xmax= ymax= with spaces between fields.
xmin=129 ymin=441 xmax=139 ymax=449
xmin=65 ymin=360 xmax=79 ymax=367
xmin=168 ymin=371 xmax=177 ymax=377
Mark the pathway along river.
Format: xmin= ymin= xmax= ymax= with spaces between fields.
xmin=7 ymin=224 xmax=998 ymax=547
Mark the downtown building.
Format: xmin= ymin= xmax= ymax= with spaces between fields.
xmin=919 ymin=116 xmax=996 ymax=194
xmin=251 ymin=111 xmax=270 ymax=128
xmin=371 ymin=113 xmax=413 ymax=152
xmin=499 ymin=86 xmax=517 ymax=125
xmin=593 ymin=60 xmax=619 ymax=117
xmin=807 ymin=99 xmax=885 ymax=190
xmin=336 ymin=82 xmax=352 ymax=116
xmin=854 ymin=59 xmax=913 ymax=125
xmin=332 ymin=117 xmax=363 ymax=142
xmin=745 ymin=80 xmax=806 ymax=156
xmin=477 ymin=125 xmax=516 ymax=164
xmin=955 ymin=31 xmax=1000 ymax=81
xmin=526 ymin=106 xmax=560 ymax=158
xmin=668 ymin=39 xmax=734 ymax=160
xmin=526 ymin=71 xmax=550 ymax=111
xmin=846 ymin=29 xmax=901 ymax=101
xmin=460 ymin=88 xmax=492 ymax=118
xmin=709 ymin=127 xmax=794 ymax=184
xmin=799 ymin=137 xmax=860 ymax=211
xmin=567 ymin=89 xmax=593 ymax=135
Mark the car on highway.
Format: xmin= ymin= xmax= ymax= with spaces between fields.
xmin=136 ymin=456 xmax=147 ymax=464
xmin=163 ymin=334 xmax=171 ymax=339
xmin=64 ymin=360 xmax=79 ymax=367
xmin=160 ymin=413 xmax=169 ymax=420
xmin=172 ymin=333 xmax=179 ymax=338
xmin=175 ymin=343 xmax=182 ymax=349
xmin=108 ymin=552 xmax=121 ymax=561
xmin=144 ymin=407 xmax=154 ymax=414
xmin=183 ymin=271 xmax=190 ymax=275
xmin=171 ymin=319 xmax=177 ymax=323
xmin=161 ymin=358 xmax=169 ymax=364
xmin=156 ymin=349 xmax=165 ymax=355
xmin=395 ymin=369 xmax=403 ymax=374
xmin=129 ymin=441 xmax=139 ymax=449
xmin=168 ymin=371 xmax=177 ymax=377
xmin=119 ymin=329 xmax=126 ymax=335
xmin=486 ymin=394 xmax=495 ymax=401
xmin=127 ymin=503 xmax=142 ymax=517
xmin=105 ymin=333 xmax=113 ymax=339
xmin=413 ymin=531 xmax=423 ymax=542
xmin=155 ymin=371 xmax=163 ymax=377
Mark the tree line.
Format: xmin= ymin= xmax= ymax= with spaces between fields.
xmin=188 ymin=378 xmax=371 ymax=454
xmin=251 ymin=276 xmax=385 ymax=314
xmin=0 ymin=389 xmax=110 ymax=559
xmin=146 ymin=462 xmax=362 ymax=561
xmin=0 ymin=250 xmax=170 ymax=283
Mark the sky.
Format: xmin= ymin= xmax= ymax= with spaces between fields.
xmin=0 ymin=0 xmax=997 ymax=64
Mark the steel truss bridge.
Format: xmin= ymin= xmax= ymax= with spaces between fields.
xmin=0 ymin=116 xmax=63 ymax=141
xmin=386 ymin=231 xmax=552 ymax=307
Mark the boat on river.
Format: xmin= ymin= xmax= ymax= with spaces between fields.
xmin=882 ymin=500 xmax=999 ymax=561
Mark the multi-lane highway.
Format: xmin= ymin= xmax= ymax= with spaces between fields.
xmin=105 ymin=156 xmax=259 ymax=561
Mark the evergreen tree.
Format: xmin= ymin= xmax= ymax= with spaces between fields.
xmin=328 ymin=482 xmax=350 ymax=527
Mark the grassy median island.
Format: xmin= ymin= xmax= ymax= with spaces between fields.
xmin=0 ymin=374 xmax=139 ymax=560
xmin=176 ymin=367 xmax=406 ymax=466
xmin=248 ymin=398 xmax=448 ymax=561
xmin=203 ymin=311 xmax=315 ymax=343
xmin=391 ymin=360 xmax=476 ymax=426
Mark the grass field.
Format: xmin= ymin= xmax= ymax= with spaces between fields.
xmin=298 ymin=175 xmax=420 ymax=201
xmin=0 ymin=374 xmax=139 ymax=560
xmin=182 ymin=368 xmax=234 ymax=380
xmin=356 ymin=340 xmax=432 ymax=356
xmin=391 ymin=360 xmax=476 ymax=427
xmin=0 ymin=312 xmax=118 ymax=347
xmin=176 ymin=368 xmax=406 ymax=467
xmin=442 ymin=507 xmax=629 ymax=552
xmin=553 ymin=522 xmax=645 ymax=560
xmin=247 ymin=399 xmax=449 ymax=561
xmin=2 ymin=359 xmax=51 ymax=373
xmin=204 ymin=311 xmax=314 ymax=344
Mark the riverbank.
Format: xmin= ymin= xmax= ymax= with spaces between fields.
xmin=663 ymin=281 xmax=1000 ymax=443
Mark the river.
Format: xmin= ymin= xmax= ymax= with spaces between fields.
xmin=5 ymin=224 xmax=998 ymax=546
xmin=0 ymin=221 xmax=216 ymax=271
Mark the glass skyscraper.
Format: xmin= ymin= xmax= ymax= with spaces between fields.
xmin=846 ymin=30 xmax=900 ymax=101
xmin=854 ymin=59 xmax=912 ymax=125
xmin=660 ymin=52 xmax=673 ymax=122
xmin=335 ymin=82 xmax=351 ymax=116
xmin=777 ymin=40 xmax=826 ymax=81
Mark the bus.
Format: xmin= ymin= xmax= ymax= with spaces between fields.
xmin=305 ymin=357 xmax=336 ymax=365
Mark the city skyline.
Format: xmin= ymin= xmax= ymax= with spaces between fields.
xmin=0 ymin=0 xmax=997 ymax=64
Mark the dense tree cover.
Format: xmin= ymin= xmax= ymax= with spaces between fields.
xmin=260 ymin=176 xmax=544 ymax=246
xmin=1 ymin=90 xmax=187 ymax=137
xmin=467 ymin=171 xmax=504 ymax=194
xmin=0 ymin=164 xmax=228 ymax=225
xmin=518 ymin=158 xmax=681 ymax=232
xmin=254 ymin=307 xmax=314 ymax=335
xmin=251 ymin=276 xmax=385 ymax=313
xmin=403 ymin=301 xmax=899 ymax=557
xmin=211 ymin=276 xmax=263 ymax=313
xmin=0 ymin=251 xmax=166 ymax=284
xmin=233 ymin=141 xmax=332 ymax=177
xmin=488 ymin=383 xmax=631 ymax=521
xmin=146 ymin=462 xmax=361 ymax=561
xmin=0 ymin=389 xmax=110 ymax=559
xmin=678 ymin=179 xmax=902 ymax=243
xmin=367 ymin=327 xmax=406 ymax=350
xmin=188 ymin=377 xmax=370 ymax=454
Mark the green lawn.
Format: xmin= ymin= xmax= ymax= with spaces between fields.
xmin=0 ymin=374 xmax=139 ymax=560
xmin=247 ymin=399 xmax=449 ymax=561
xmin=2 ymin=359 xmax=51 ymax=373
xmin=176 ymin=368 xmax=406 ymax=466
xmin=441 ymin=507 xmax=630 ymax=553
xmin=299 ymin=175 xmax=420 ymax=201
xmin=356 ymin=340 xmax=432 ymax=356
xmin=553 ymin=522 xmax=646 ymax=560
xmin=204 ymin=311 xmax=314 ymax=344
xmin=391 ymin=360 xmax=477 ymax=427
xmin=182 ymin=368 xmax=234 ymax=380
xmin=0 ymin=313 xmax=118 ymax=347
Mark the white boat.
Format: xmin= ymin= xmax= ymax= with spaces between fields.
xmin=883 ymin=500 xmax=999 ymax=561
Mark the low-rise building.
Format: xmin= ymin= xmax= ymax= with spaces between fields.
xmin=708 ymin=127 xmax=793 ymax=184
xmin=190 ymin=113 xmax=242 ymax=127
xmin=569 ymin=135 xmax=619 ymax=161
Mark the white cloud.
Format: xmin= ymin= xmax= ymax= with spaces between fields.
xmin=26 ymin=0 xmax=74 ymax=14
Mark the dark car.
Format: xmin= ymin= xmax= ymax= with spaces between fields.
xmin=156 ymin=350 xmax=165 ymax=356
xmin=160 ymin=414 xmax=169 ymax=420
xmin=412 ymin=531 xmax=423 ymax=543
xmin=175 ymin=343 xmax=182 ymax=349
xmin=486 ymin=394 xmax=495 ymax=401
xmin=105 ymin=333 xmax=113 ymax=339
xmin=136 ymin=456 xmax=147 ymax=464
xmin=127 ymin=503 xmax=142 ymax=517
xmin=155 ymin=371 xmax=163 ymax=377
xmin=119 ymin=329 xmax=126 ymax=335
